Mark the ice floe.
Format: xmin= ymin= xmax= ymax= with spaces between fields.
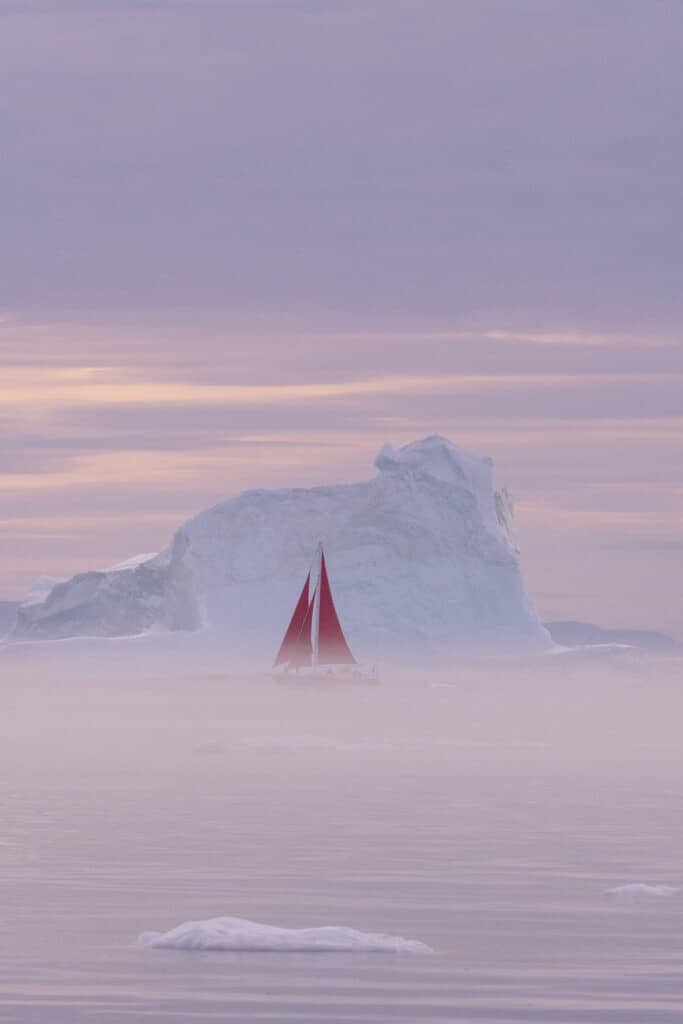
xmin=604 ymin=883 xmax=681 ymax=900
xmin=138 ymin=915 xmax=433 ymax=953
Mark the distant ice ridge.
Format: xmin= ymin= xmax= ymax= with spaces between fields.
xmin=0 ymin=601 xmax=18 ymax=638
xmin=546 ymin=621 xmax=676 ymax=652
xmin=138 ymin=915 xmax=433 ymax=953
xmin=9 ymin=435 xmax=550 ymax=659
xmin=604 ymin=884 xmax=681 ymax=900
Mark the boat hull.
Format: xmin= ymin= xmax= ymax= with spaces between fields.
xmin=272 ymin=665 xmax=379 ymax=685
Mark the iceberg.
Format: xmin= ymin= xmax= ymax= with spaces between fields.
xmin=138 ymin=915 xmax=433 ymax=953
xmin=9 ymin=435 xmax=549 ymax=659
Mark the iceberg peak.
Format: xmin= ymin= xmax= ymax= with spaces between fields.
xmin=375 ymin=434 xmax=491 ymax=484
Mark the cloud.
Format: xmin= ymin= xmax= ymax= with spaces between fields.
xmin=2 ymin=358 xmax=681 ymax=420
xmin=1 ymin=2 xmax=681 ymax=632
xmin=1 ymin=1 xmax=681 ymax=326
xmin=475 ymin=330 xmax=675 ymax=348
xmin=598 ymin=538 xmax=683 ymax=553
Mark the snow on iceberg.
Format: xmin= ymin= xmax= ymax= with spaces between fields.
xmin=604 ymin=883 xmax=681 ymax=900
xmin=105 ymin=552 xmax=158 ymax=573
xmin=138 ymin=915 xmax=433 ymax=953
xmin=10 ymin=435 xmax=549 ymax=658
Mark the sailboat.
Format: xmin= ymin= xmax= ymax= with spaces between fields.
xmin=273 ymin=546 xmax=376 ymax=681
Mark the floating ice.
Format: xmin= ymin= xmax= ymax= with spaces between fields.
xmin=604 ymin=883 xmax=681 ymax=900
xmin=10 ymin=435 xmax=549 ymax=659
xmin=138 ymin=915 xmax=433 ymax=953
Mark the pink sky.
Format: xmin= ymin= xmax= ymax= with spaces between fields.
xmin=2 ymin=315 xmax=681 ymax=635
xmin=1 ymin=2 xmax=681 ymax=634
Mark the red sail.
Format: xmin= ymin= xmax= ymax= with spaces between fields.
xmin=317 ymin=553 xmax=356 ymax=665
xmin=274 ymin=573 xmax=312 ymax=667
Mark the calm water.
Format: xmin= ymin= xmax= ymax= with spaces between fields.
xmin=2 ymin=648 xmax=683 ymax=1022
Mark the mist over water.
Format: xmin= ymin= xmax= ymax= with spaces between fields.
xmin=1 ymin=643 xmax=682 ymax=1022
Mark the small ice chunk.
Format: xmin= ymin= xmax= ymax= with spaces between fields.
xmin=604 ymin=883 xmax=681 ymax=900
xmin=138 ymin=915 xmax=433 ymax=953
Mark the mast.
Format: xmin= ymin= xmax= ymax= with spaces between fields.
xmin=311 ymin=543 xmax=322 ymax=666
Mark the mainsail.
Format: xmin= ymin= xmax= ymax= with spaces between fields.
xmin=274 ymin=549 xmax=356 ymax=669
xmin=316 ymin=552 xmax=356 ymax=665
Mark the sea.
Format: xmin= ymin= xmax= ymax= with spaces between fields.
xmin=1 ymin=642 xmax=683 ymax=1022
